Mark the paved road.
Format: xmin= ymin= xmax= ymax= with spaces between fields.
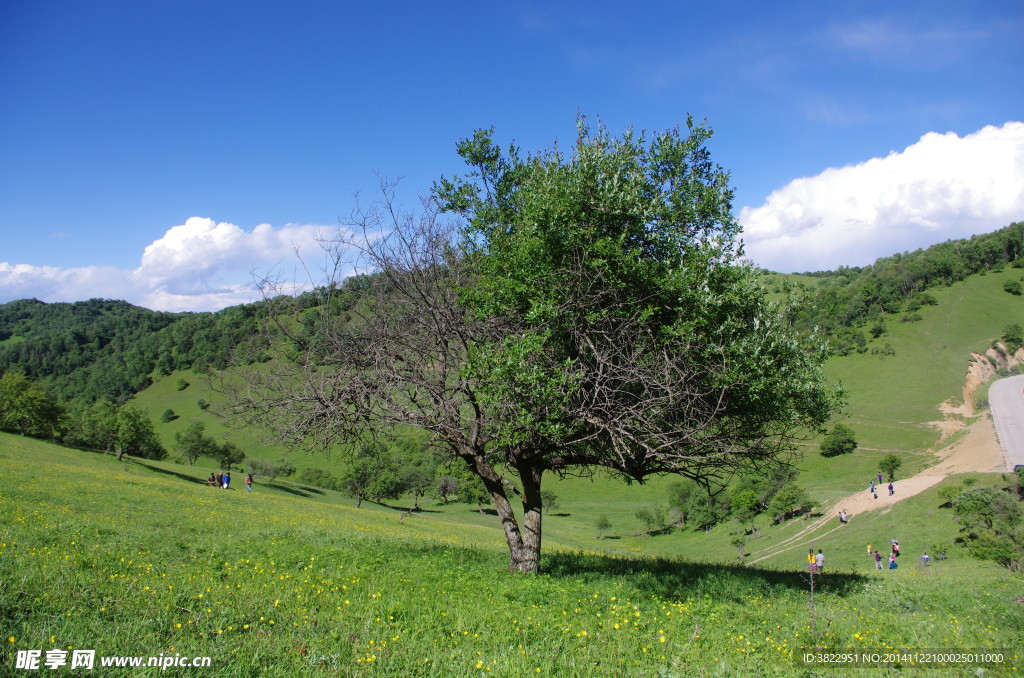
xmin=988 ymin=374 xmax=1024 ymax=471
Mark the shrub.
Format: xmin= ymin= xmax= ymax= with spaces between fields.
xmin=160 ymin=408 xmax=177 ymax=423
xmin=1003 ymin=279 xmax=1022 ymax=295
xmin=820 ymin=423 xmax=857 ymax=457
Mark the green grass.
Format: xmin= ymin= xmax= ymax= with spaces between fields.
xmin=2 ymin=434 xmax=1022 ymax=677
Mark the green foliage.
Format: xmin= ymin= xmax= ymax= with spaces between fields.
xmin=767 ymin=483 xmax=816 ymax=524
xmin=159 ymin=408 xmax=177 ymax=422
xmin=788 ymin=222 xmax=1024 ymax=342
xmin=174 ymin=421 xmax=209 ymax=466
xmin=540 ymin=489 xmax=560 ymax=514
xmin=594 ymin=514 xmax=612 ymax=538
xmin=115 ymin=404 xmax=166 ymax=460
xmin=212 ymin=440 xmax=246 ymax=471
xmin=1003 ymin=323 xmax=1024 ymax=353
xmin=820 ymin=423 xmax=858 ymax=457
xmin=635 ymin=505 xmax=668 ymax=535
xmin=952 ymin=486 xmax=1023 ymax=533
xmin=1003 ymin=279 xmax=1023 ymax=295
xmin=339 ymin=447 xmax=403 ymax=508
xmin=964 ymin=531 xmax=1023 ymax=568
xmin=299 ymin=466 xmax=341 ymax=491
xmin=437 ymin=114 xmax=837 ymax=485
xmin=175 ymin=377 xmax=190 ymax=391
xmin=0 ymin=297 xmax=268 ymax=404
xmin=0 ymin=371 xmax=61 ymax=438
xmin=878 ymin=453 xmax=903 ymax=481
xmin=246 ymin=457 xmax=297 ymax=481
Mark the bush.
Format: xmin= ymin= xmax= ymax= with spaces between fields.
xmin=1003 ymin=279 xmax=1022 ymax=295
xmin=176 ymin=378 xmax=190 ymax=391
xmin=160 ymin=408 xmax=177 ymax=423
xmin=1003 ymin=324 xmax=1024 ymax=353
xmin=820 ymin=423 xmax=857 ymax=457
xmin=768 ymin=483 xmax=815 ymax=524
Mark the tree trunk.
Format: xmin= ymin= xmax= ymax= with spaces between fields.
xmin=116 ymin=445 xmax=124 ymax=462
xmin=465 ymin=453 xmax=542 ymax=574
xmin=514 ymin=462 xmax=543 ymax=574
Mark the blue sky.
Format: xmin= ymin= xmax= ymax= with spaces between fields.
xmin=2 ymin=1 xmax=1022 ymax=311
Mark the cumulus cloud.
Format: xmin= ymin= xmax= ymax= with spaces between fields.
xmin=0 ymin=219 xmax=345 ymax=312
xmin=739 ymin=122 xmax=1024 ymax=272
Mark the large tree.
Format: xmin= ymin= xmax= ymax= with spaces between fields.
xmin=226 ymin=117 xmax=838 ymax=573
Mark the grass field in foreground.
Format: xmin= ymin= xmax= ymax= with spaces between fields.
xmin=1 ymin=434 xmax=1021 ymax=677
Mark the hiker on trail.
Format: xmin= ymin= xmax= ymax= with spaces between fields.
xmin=815 ymin=549 xmax=825 ymax=573
xmin=888 ymin=552 xmax=898 ymax=569
xmin=838 ymin=510 xmax=848 ymax=524
xmin=207 ymin=473 xmax=217 ymax=487
xmin=245 ymin=473 xmax=253 ymax=493
xmin=216 ymin=472 xmax=224 ymax=488
xmin=869 ymin=480 xmax=875 ymax=493
xmin=808 ymin=549 xmax=817 ymax=572
xmin=867 ymin=544 xmax=872 ymax=556
xmin=873 ymin=491 xmax=878 ymax=500
xmin=222 ymin=471 xmax=230 ymax=490
xmin=920 ymin=553 xmax=930 ymax=566
xmin=874 ymin=551 xmax=883 ymax=570
xmin=888 ymin=482 xmax=894 ymax=496
xmin=878 ymin=472 xmax=883 ymax=483
xmin=892 ymin=539 xmax=900 ymax=556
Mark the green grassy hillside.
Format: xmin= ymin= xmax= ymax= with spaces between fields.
xmin=1 ymin=434 xmax=1021 ymax=677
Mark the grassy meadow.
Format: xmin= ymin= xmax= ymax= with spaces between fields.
xmin=2 ymin=434 xmax=1022 ymax=677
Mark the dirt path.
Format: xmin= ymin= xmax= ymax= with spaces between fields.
xmin=748 ymin=412 xmax=1004 ymax=565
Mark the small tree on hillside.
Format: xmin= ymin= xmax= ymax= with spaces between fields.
xmin=116 ymin=404 xmax=166 ymax=461
xmin=212 ymin=441 xmax=246 ymax=471
xmin=539 ymin=490 xmax=559 ymax=515
xmin=878 ymin=454 xmax=903 ymax=482
xmin=175 ymin=422 xmax=209 ymax=466
xmin=436 ymin=475 xmax=458 ymax=505
xmin=820 ymin=423 xmax=858 ymax=457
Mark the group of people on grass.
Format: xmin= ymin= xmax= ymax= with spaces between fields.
xmin=207 ymin=471 xmax=254 ymax=492
xmin=867 ymin=538 xmax=904 ymax=570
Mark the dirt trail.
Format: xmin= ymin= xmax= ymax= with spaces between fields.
xmin=748 ymin=412 xmax=1004 ymax=565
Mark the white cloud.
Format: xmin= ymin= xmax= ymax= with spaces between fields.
xmin=0 ymin=219 xmax=343 ymax=312
xmin=739 ymin=122 xmax=1024 ymax=272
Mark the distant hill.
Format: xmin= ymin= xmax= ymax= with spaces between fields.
xmin=0 ymin=297 xmax=268 ymax=404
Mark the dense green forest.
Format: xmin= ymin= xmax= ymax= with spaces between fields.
xmin=0 ymin=298 xmax=271 ymax=403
